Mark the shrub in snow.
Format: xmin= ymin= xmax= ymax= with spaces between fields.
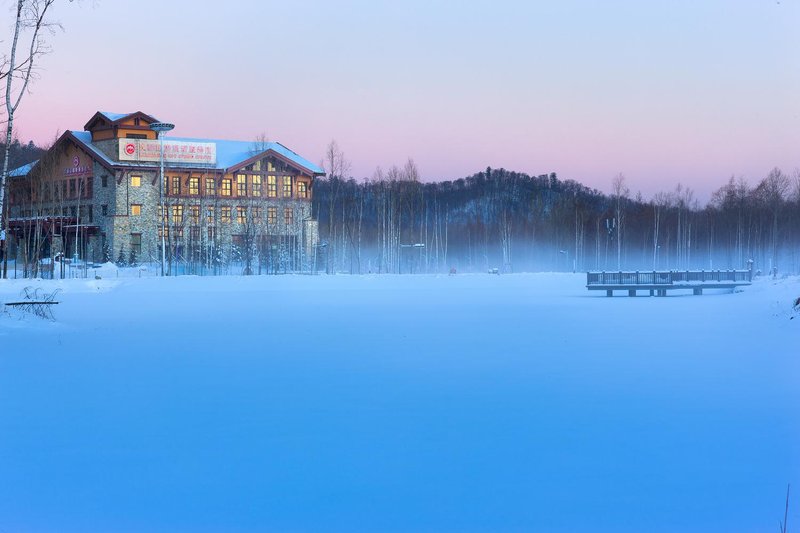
xmin=116 ymin=246 xmax=127 ymax=267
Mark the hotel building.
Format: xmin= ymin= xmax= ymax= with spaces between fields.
xmin=7 ymin=111 xmax=324 ymax=274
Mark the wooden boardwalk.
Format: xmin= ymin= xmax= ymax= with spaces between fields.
xmin=586 ymin=269 xmax=752 ymax=297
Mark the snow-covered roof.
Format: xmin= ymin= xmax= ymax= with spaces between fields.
xmin=8 ymin=160 xmax=37 ymax=177
xmin=69 ymin=130 xmax=324 ymax=175
xmin=99 ymin=111 xmax=134 ymax=122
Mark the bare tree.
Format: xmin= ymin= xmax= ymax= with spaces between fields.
xmin=1 ymin=0 xmax=66 ymax=278
xmin=611 ymin=173 xmax=629 ymax=270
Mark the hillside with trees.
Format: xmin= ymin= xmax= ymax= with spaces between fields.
xmin=313 ymin=149 xmax=800 ymax=275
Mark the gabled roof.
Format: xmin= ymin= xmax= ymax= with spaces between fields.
xmin=8 ymin=160 xmax=38 ymax=177
xmin=83 ymin=111 xmax=159 ymax=131
xmin=67 ymin=130 xmax=325 ymax=176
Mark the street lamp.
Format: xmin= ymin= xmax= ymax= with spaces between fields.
xmin=149 ymin=122 xmax=175 ymax=276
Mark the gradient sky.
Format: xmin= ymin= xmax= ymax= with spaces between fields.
xmin=5 ymin=0 xmax=799 ymax=199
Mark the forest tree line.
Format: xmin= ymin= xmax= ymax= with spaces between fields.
xmin=313 ymin=142 xmax=800 ymax=275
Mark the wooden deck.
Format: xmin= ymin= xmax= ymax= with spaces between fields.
xmin=586 ymin=270 xmax=752 ymax=297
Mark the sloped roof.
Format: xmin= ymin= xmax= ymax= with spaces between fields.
xmin=99 ymin=111 xmax=134 ymax=122
xmin=8 ymin=160 xmax=38 ymax=177
xmin=69 ymin=130 xmax=324 ymax=175
xmin=83 ymin=111 xmax=160 ymax=131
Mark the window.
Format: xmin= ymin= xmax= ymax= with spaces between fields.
xmin=221 ymin=179 xmax=232 ymax=196
xmin=221 ymin=206 xmax=231 ymax=223
xmin=131 ymin=175 xmax=141 ymax=187
xmin=159 ymin=225 xmax=169 ymax=238
xmin=173 ymin=227 xmax=184 ymax=239
xmin=86 ymin=178 xmax=93 ymax=198
xmin=208 ymin=227 xmax=216 ymax=240
xmin=126 ymin=133 xmax=146 ymax=139
xmin=267 ymin=206 xmax=277 ymax=225
xmin=284 ymin=207 xmax=293 ymax=225
xmin=190 ymin=226 xmax=201 ymax=240
xmin=101 ymin=204 xmax=108 ymax=216
xmin=237 ymin=206 xmax=247 ymax=225
xmin=88 ymin=206 xmax=94 ymax=223
xmin=267 ymin=175 xmax=277 ymax=198
xmin=253 ymin=160 xmax=262 ymax=171
xmin=267 ymin=161 xmax=276 ymax=172
xmin=253 ymin=206 xmax=263 ymax=224
xmin=189 ymin=177 xmax=199 ymax=195
xmin=206 ymin=206 xmax=215 ymax=224
xmin=205 ymin=177 xmax=216 ymax=196
xmin=171 ymin=176 xmax=181 ymax=195
xmin=131 ymin=204 xmax=142 ymax=216
xmin=134 ymin=118 xmax=141 ymax=126
xmin=297 ymin=181 xmax=308 ymax=199
xmin=172 ymin=204 xmax=183 ymax=225
xmin=236 ymin=174 xmax=247 ymax=196
xmin=130 ymin=233 xmax=142 ymax=256
xmin=69 ymin=179 xmax=76 ymax=198
xmin=252 ymin=175 xmax=262 ymax=197
xmin=101 ymin=175 xmax=108 ymax=187
xmin=189 ymin=205 xmax=200 ymax=225
xmin=283 ymin=176 xmax=293 ymax=198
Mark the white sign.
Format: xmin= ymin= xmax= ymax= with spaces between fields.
xmin=119 ymin=139 xmax=217 ymax=165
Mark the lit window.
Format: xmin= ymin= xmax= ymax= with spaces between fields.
xmin=189 ymin=177 xmax=199 ymax=195
xmin=267 ymin=175 xmax=277 ymax=198
xmin=205 ymin=177 xmax=216 ymax=196
xmin=283 ymin=176 xmax=292 ymax=198
xmin=237 ymin=206 xmax=247 ymax=225
xmin=131 ymin=176 xmax=141 ymax=187
xmin=172 ymin=176 xmax=181 ymax=195
xmin=131 ymin=204 xmax=142 ymax=216
xmin=284 ymin=207 xmax=293 ymax=225
xmin=252 ymin=175 xmax=262 ymax=197
xmin=221 ymin=206 xmax=231 ymax=223
xmin=267 ymin=206 xmax=277 ymax=225
xmin=221 ymin=179 xmax=232 ymax=196
xmin=236 ymin=174 xmax=247 ymax=196
xmin=172 ymin=204 xmax=183 ymax=225
xmin=297 ymin=181 xmax=308 ymax=199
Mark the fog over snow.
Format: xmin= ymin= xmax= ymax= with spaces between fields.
xmin=1 ymin=273 xmax=798 ymax=532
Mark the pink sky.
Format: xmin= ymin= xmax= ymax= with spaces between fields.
xmin=7 ymin=0 xmax=799 ymax=200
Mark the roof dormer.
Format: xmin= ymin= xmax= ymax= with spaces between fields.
xmin=84 ymin=111 xmax=161 ymax=142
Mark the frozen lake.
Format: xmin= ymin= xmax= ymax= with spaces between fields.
xmin=1 ymin=273 xmax=798 ymax=532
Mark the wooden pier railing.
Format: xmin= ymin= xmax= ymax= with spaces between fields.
xmin=586 ymin=269 xmax=752 ymax=296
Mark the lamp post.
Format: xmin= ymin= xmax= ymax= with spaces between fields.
xmin=149 ymin=122 xmax=174 ymax=276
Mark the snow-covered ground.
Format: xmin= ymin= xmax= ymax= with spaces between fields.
xmin=1 ymin=273 xmax=798 ymax=532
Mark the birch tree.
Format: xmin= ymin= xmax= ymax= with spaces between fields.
xmin=1 ymin=0 xmax=64 ymax=278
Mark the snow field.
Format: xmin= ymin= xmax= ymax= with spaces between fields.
xmin=0 ymin=273 xmax=798 ymax=532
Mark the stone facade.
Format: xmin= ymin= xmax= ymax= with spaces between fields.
xmin=7 ymin=111 xmax=323 ymax=274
